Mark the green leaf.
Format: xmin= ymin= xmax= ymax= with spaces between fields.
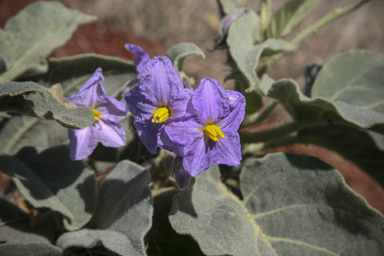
xmin=312 ymin=50 xmax=384 ymax=114
xmin=0 ymin=54 xmax=136 ymax=155
xmin=260 ymin=78 xmax=384 ymax=133
xmin=147 ymin=190 xmax=205 ymax=256
xmin=241 ymin=153 xmax=384 ymax=255
xmin=0 ymin=244 xmax=62 ymax=256
xmin=0 ymin=146 xmax=96 ymax=231
xmin=0 ymin=81 xmax=94 ymax=129
xmin=169 ymin=164 xmax=278 ymax=256
xmin=0 ymin=1 xmax=97 ymax=83
xmin=264 ymin=125 xmax=384 ymax=187
xmin=57 ymin=160 xmax=153 ymax=256
xmin=166 ymin=42 xmax=205 ymax=72
xmin=266 ymin=0 xmax=320 ymax=38
xmin=227 ymin=9 xmax=295 ymax=92
xmin=218 ymin=0 xmax=247 ymax=15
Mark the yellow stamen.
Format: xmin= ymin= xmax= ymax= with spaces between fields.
xmin=204 ymin=124 xmax=225 ymax=142
xmin=152 ymin=107 xmax=169 ymax=123
xmin=93 ymin=108 xmax=102 ymax=121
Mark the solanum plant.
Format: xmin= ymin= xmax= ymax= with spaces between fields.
xmin=0 ymin=1 xmax=383 ymax=256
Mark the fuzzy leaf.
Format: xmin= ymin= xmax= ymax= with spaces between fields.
xmin=312 ymin=50 xmax=384 ymax=115
xmin=266 ymin=0 xmax=320 ymax=38
xmin=0 ymin=81 xmax=94 ymax=129
xmin=0 ymin=1 xmax=96 ymax=83
xmin=57 ymin=160 xmax=153 ymax=256
xmin=241 ymin=153 xmax=384 ymax=255
xmin=169 ymin=165 xmax=278 ymax=256
xmin=166 ymin=42 xmax=205 ymax=71
xmin=227 ymin=10 xmax=295 ymax=92
xmin=260 ymin=78 xmax=384 ymax=133
xmin=0 ymin=54 xmax=136 ymax=155
xmin=218 ymin=0 xmax=247 ymax=15
xmin=0 ymin=146 xmax=96 ymax=231
xmin=0 ymin=244 xmax=62 ymax=256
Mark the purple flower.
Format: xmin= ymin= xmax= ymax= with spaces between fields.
xmin=68 ymin=68 xmax=127 ymax=160
xmin=124 ymin=56 xmax=192 ymax=154
xmin=164 ymin=78 xmax=245 ymax=177
xmin=125 ymin=44 xmax=150 ymax=74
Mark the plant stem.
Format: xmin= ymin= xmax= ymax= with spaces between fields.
xmin=242 ymin=99 xmax=279 ymax=127
xmin=258 ymin=0 xmax=372 ymax=75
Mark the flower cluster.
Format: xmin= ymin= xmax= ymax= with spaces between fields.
xmin=68 ymin=68 xmax=127 ymax=161
xmin=124 ymin=55 xmax=245 ymax=188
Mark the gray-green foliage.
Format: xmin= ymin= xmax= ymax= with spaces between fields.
xmin=260 ymin=77 xmax=384 ymax=132
xmin=0 ymin=146 xmax=96 ymax=231
xmin=0 ymin=81 xmax=94 ymax=129
xmin=170 ymin=153 xmax=384 ymax=256
xmin=218 ymin=0 xmax=247 ymax=15
xmin=226 ymin=9 xmax=295 ymax=93
xmin=266 ymin=0 xmax=320 ymax=38
xmin=0 ymin=1 xmax=96 ymax=83
xmin=57 ymin=160 xmax=153 ymax=256
xmin=169 ymin=164 xmax=278 ymax=256
xmin=0 ymin=54 xmax=136 ymax=155
xmin=312 ymin=50 xmax=384 ymax=114
xmin=166 ymin=42 xmax=206 ymax=72
xmin=242 ymin=153 xmax=384 ymax=255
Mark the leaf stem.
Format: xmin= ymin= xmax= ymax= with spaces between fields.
xmin=242 ymin=99 xmax=279 ymax=127
xmin=258 ymin=0 xmax=371 ymax=75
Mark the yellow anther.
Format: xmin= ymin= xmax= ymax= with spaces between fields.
xmin=204 ymin=124 xmax=225 ymax=142
xmin=92 ymin=108 xmax=102 ymax=122
xmin=152 ymin=107 xmax=169 ymax=123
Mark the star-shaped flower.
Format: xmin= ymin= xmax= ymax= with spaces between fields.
xmin=124 ymin=56 xmax=192 ymax=154
xmin=164 ymin=78 xmax=245 ymax=177
xmin=68 ymin=68 xmax=127 ymax=160
xmin=125 ymin=44 xmax=150 ymax=74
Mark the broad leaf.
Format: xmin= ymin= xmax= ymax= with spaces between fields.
xmin=241 ymin=153 xmax=384 ymax=255
xmin=260 ymin=78 xmax=384 ymax=133
xmin=147 ymin=189 xmax=204 ymax=256
xmin=166 ymin=42 xmax=205 ymax=71
xmin=0 ymin=54 xmax=136 ymax=155
xmin=218 ymin=0 xmax=247 ymax=15
xmin=266 ymin=0 xmax=320 ymax=38
xmin=0 ymin=244 xmax=62 ymax=256
xmin=57 ymin=160 xmax=153 ymax=256
xmin=312 ymin=50 xmax=384 ymax=114
xmin=169 ymin=164 xmax=278 ymax=256
xmin=227 ymin=10 xmax=295 ymax=92
xmin=264 ymin=125 xmax=384 ymax=187
xmin=0 ymin=146 xmax=96 ymax=231
xmin=0 ymin=1 xmax=96 ymax=83
xmin=0 ymin=81 xmax=94 ymax=129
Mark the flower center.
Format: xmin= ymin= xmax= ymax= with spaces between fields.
xmin=152 ymin=107 xmax=169 ymax=123
xmin=93 ymin=108 xmax=102 ymax=121
xmin=204 ymin=124 xmax=225 ymax=142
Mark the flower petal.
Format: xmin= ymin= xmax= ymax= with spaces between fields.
xmin=216 ymin=93 xmax=245 ymax=133
xmin=212 ymin=133 xmax=241 ymax=166
xmin=192 ymin=78 xmax=230 ymax=124
xmin=124 ymin=85 xmax=157 ymax=120
xmin=164 ymin=117 xmax=203 ymax=148
xmin=134 ymin=119 xmax=162 ymax=154
xmin=98 ymin=96 xmax=127 ymax=120
xmin=125 ymin=44 xmax=150 ymax=74
xmin=139 ymin=56 xmax=184 ymax=107
xmin=67 ymin=68 xmax=106 ymax=107
xmin=183 ymin=136 xmax=214 ymax=176
xmin=95 ymin=119 xmax=126 ymax=148
xmin=69 ymin=127 xmax=98 ymax=160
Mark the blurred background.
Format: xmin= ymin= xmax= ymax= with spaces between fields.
xmin=1 ymin=0 xmax=384 ymax=212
